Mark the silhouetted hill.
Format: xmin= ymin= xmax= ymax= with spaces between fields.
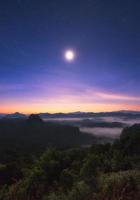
xmin=39 ymin=111 xmax=140 ymax=119
xmin=4 ymin=112 xmax=27 ymax=119
xmin=1 ymin=111 xmax=140 ymax=120
xmin=120 ymin=124 xmax=140 ymax=155
xmin=0 ymin=116 xmax=96 ymax=158
xmin=27 ymin=114 xmax=43 ymax=123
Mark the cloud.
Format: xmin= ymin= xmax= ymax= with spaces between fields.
xmin=96 ymin=92 xmax=140 ymax=102
xmin=0 ymin=82 xmax=140 ymax=113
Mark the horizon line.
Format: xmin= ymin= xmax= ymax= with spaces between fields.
xmin=1 ymin=109 xmax=140 ymax=115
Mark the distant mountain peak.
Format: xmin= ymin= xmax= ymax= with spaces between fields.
xmin=27 ymin=114 xmax=43 ymax=123
xmin=5 ymin=112 xmax=27 ymax=119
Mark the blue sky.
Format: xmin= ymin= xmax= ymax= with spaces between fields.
xmin=0 ymin=0 xmax=140 ymax=113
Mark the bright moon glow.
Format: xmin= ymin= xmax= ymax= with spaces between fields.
xmin=65 ymin=50 xmax=75 ymax=61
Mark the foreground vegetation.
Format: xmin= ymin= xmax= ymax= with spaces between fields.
xmin=0 ymin=117 xmax=139 ymax=199
xmin=0 ymin=146 xmax=139 ymax=200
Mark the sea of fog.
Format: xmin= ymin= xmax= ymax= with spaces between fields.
xmin=44 ymin=116 xmax=140 ymax=139
xmin=80 ymin=127 xmax=122 ymax=139
xmin=100 ymin=116 xmax=140 ymax=125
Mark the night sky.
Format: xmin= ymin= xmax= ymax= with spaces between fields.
xmin=0 ymin=0 xmax=140 ymax=113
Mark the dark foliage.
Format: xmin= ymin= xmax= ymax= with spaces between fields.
xmin=0 ymin=116 xmax=96 ymax=160
xmin=0 ymin=121 xmax=139 ymax=199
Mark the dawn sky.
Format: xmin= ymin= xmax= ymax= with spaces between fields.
xmin=0 ymin=0 xmax=140 ymax=113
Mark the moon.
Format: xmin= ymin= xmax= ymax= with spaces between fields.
xmin=65 ymin=50 xmax=75 ymax=61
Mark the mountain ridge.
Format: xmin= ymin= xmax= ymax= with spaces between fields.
xmin=1 ymin=110 xmax=140 ymax=119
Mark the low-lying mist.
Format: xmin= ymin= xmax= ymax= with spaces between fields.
xmin=44 ymin=116 xmax=140 ymax=139
xmin=80 ymin=127 xmax=122 ymax=139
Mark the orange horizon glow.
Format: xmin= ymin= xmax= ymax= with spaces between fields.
xmin=1 ymin=103 xmax=140 ymax=115
xmin=1 ymin=90 xmax=140 ymax=114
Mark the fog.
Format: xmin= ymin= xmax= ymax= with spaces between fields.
xmin=100 ymin=116 xmax=140 ymax=125
xmin=44 ymin=116 xmax=140 ymax=139
xmin=80 ymin=127 xmax=122 ymax=139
